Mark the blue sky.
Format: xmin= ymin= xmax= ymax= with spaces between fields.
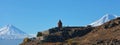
xmin=0 ymin=0 xmax=120 ymax=34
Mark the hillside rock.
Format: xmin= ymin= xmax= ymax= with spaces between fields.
xmin=20 ymin=17 xmax=120 ymax=45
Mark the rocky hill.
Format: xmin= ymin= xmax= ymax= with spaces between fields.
xmin=71 ymin=17 xmax=120 ymax=45
xmin=20 ymin=17 xmax=120 ymax=45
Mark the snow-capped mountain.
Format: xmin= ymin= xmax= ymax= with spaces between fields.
xmin=0 ymin=24 xmax=30 ymax=39
xmin=90 ymin=14 xmax=119 ymax=26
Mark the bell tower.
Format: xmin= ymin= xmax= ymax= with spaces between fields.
xmin=58 ymin=20 xmax=62 ymax=29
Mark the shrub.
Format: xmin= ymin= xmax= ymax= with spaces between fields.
xmin=37 ymin=32 xmax=42 ymax=37
xmin=87 ymin=25 xmax=92 ymax=27
xmin=23 ymin=37 xmax=31 ymax=43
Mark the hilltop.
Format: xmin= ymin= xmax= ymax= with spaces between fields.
xmin=20 ymin=17 xmax=120 ymax=45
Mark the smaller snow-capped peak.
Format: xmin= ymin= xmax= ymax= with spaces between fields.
xmin=0 ymin=24 xmax=30 ymax=39
xmin=90 ymin=14 xmax=118 ymax=26
xmin=0 ymin=24 xmax=26 ymax=35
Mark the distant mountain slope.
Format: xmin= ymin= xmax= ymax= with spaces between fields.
xmin=0 ymin=24 xmax=30 ymax=39
xmin=90 ymin=14 xmax=118 ymax=26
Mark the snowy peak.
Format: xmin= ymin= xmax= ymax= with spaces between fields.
xmin=90 ymin=14 xmax=119 ymax=26
xmin=0 ymin=24 xmax=26 ymax=35
xmin=0 ymin=24 xmax=29 ymax=39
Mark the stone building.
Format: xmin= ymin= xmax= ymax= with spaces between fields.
xmin=58 ymin=20 xmax=62 ymax=29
